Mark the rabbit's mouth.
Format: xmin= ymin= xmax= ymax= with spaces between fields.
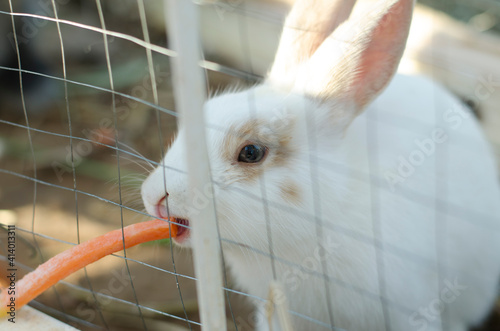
xmin=173 ymin=218 xmax=190 ymax=243
xmin=155 ymin=197 xmax=190 ymax=244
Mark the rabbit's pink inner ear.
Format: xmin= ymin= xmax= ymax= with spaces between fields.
xmin=298 ymin=0 xmax=414 ymax=113
xmin=267 ymin=0 xmax=357 ymax=88
xmin=347 ymin=0 xmax=414 ymax=109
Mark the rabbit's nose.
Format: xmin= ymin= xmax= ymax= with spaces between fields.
xmin=156 ymin=195 xmax=169 ymax=219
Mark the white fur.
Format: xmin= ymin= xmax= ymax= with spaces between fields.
xmin=142 ymin=0 xmax=500 ymax=330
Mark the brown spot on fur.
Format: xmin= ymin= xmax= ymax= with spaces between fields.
xmin=270 ymin=130 xmax=293 ymax=167
xmin=280 ymin=180 xmax=301 ymax=205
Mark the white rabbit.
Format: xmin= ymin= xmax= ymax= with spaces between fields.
xmin=142 ymin=0 xmax=500 ymax=330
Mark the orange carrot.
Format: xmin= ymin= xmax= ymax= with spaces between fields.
xmin=0 ymin=218 xmax=177 ymax=317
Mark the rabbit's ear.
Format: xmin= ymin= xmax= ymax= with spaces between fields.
xmin=299 ymin=0 xmax=414 ymax=114
xmin=267 ymin=0 xmax=357 ymax=87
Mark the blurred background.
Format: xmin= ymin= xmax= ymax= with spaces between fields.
xmin=0 ymin=0 xmax=499 ymax=330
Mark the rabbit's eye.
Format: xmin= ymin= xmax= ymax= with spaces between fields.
xmin=238 ymin=144 xmax=267 ymax=163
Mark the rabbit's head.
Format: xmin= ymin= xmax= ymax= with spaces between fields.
xmin=142 ymin=0 xmax=414 ymax=250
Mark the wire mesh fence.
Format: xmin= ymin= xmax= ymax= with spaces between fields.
xmin=1 ymin=0 xmax=500 ymax=330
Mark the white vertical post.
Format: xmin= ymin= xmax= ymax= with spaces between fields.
xmin=165 ymin=1 xmax=227 ymax=330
